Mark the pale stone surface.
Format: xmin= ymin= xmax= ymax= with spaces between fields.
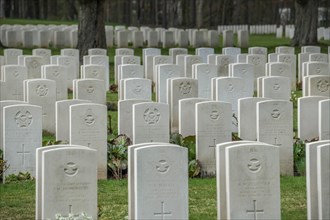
xmin=168 ymin=78 xmax=198 ymax=133
xmin=262 ymin=76 xmax=291 ymax=100
xmin=142 ymin=48 xmax=161 ymax=65
xmin=238 ymin=97 xmax=269 ymax=141
xmin=309 ymin=53 xmax=329 ymax=63
xmin=132 ymin=102 xmax=169 ymax=144
xmin=163 ymin=31 xmax=175 ymax=48
xmin=147 ymin=31 xmax=158 ymax=47
xmin=118 ymin=99 xmax=148 ymax=141
xmin=123 ymin=78 xmax=152 ymax=101
xmin=298 ymin=53 xmax=311 ymax=83
xmin=302 ymin=46 xmax=321 ymax=53
xmin=277 ymin=54 xmax=297 ymax=90
xmin=249 ymin=47 xmax=267 ymax=56
xmin=178 ymin=30 xmax=189 ymax=47
xmin=230 ymin=63 xmax=254 ymax=97
xmin=134 ymin=145 xmax=188 ymax=220
xmin=237 ymin=30 xmax=249 ymax=48
xmin=157 ymin=64 xmax=181 ymax=103
xmin=88 ymin=48 xmax=107 ymax=56
xmin=222 ymin=47 xmax=241 ymax=58
xmin=4 ymin=49 xmax=22 ymax=65
xmin=25 ymin=79 xmax=56 ymax=134
xmin=24 ymin=56 xmax=43 ymax=79
xmin=308 ymin=75 xmax=330 ymax=97
xmin=298 ymin=96 xmax=328 ymax=141
xmin=41 ymin=65 xmax=68 ymax=101
xmin=184 ymin=55 xmax=203 ymax=78
xmin=276 ymin=46 xmax=295 ymax=54
xmin=178 ymin=98 xmax=208 ymax=137
xmin=69 ymin=103 xmax=107 ymax=179
xmin=196 ymin=47 xmax=214 ymax=63
xmin=1 ymin=65 xmax=27 ymax=101
xmin=208 ymin=30 xmax=219 ymax=47
xmin=82 ymin=64 xmax=108 ymax=91
xmin=306 ymin=62 xmax=330 ymax=76
xmin=225 ymin=143 xmax=281 ymax=219
xmin=169 ymin=48 xmax=188 ymax=64
xmin=317 ymin=144 xmax=330 ymax=220
xmin=153 ymin=55 xmax=173 ymax=84
xmin=57 ymin=55 xmax=78 ymax=89
xmin=247 ymin=54 xmax=267 ymax=90
xmin=215 ymin=77 xmax=246 ymax=132
xmin=196 ymin=101 xmax=231 ymax=177
xmin=319 ymin=99 xmax=330 ymax=140
xmin=306 ymin=140 xmax=330 ymax=220
xmin=55 ymin=99 xmax=91 ymax=142
xmin=216 ymin=55 xmax=236 ymax=77
xmin=73 ymin=79 xmax=106 ymax=105
xmin=119 ymin=64 xmax=144 ymax=99
xmin=133 ymin=30 xmax=144 ymax=48
xmin=268 ymin=62 xmax=291 ymax=79
xmin=257 ymin=100 xmax=293 ymax=176
xmin=32 ymin=48 xmax=51 ymax=65
xmin=41 ymin=146 xmax=97 ymax=219
xmin=90 ymin=55 xmax=109 ymax=90
xmin=3 ymin=104 xmax=42 ymax=182
xmin=115 ymin=48 xmax=134 ymax=56
xmin=216 ymin=141 xmax=254 ymax=220
xmin=193 ymin=64 xmax=217 ymax=99
xmin=222 ymin=30 xmax=233 ymax=47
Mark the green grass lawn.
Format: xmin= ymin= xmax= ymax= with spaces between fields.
xmin=0 ymin=176 xmax=306 ymax=219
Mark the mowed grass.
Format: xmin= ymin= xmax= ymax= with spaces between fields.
xmin=0 ymin=176 xmax=306 ymax=219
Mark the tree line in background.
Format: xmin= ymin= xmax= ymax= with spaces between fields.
xmin=1 ymin=0 xmax=329 ymax=28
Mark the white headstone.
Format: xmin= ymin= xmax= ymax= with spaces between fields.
xmin=157 ymin=64 xmax=181 ymax=103
xmin=261 ymin=76 xmax=291 ymax=100
xmin=317 ymin=144 xmax=330 ymax=219
xmin=193 ymin=64 xmax=218 ymax=99
xmin=41 ymin=65 xmax=68 ymax=101
xmin=123 ymin=78 xmax=152 ymax=101
xmin=73 ymin=79 xmax=106 ymax=105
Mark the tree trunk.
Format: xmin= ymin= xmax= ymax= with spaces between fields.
xmin=77 ymin=0 xmax=106 ymax=63
xmin=291 ymin=0 xmax=319 ymax=46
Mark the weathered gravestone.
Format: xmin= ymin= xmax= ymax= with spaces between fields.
xmin=41 ymin=65 xmax=68 ymax=101
xmin=123 ymin=78 xmax=152 ymax=101
xmin=261 ymin=76 xmax=291 ymax=100
xmin=73 ymin=79 xmax=106 ymax=105
xmin=132 ymin=102 xmax=169 ymax=144
xmin=25 ymin=79 xmax=56 ymax=134
xmin=1 ymin=65 xmax=27 ymax=101
xmin=257 ymin=100 xmax=293 ymax=176
xmin=81 ymin=64 xmax=108 ymax=91
xmin=230 ymin=63 xmax=254 ymax=97
xmin=319 ymin=99 xmax=330 ymax=140
xmin=178 ymin=98 xmax=208 ymax=137
xmin=238 ymin=97 xmax=269 ymax=141
xmin=196 ymin=101 xmax=231 ymax=177
xmin=193 ymin=63 xmax=217 ymax=99
xmin=306 ymin=140 xmax=330 ymax=220
xmin=69 ymin=103 xmax=107 ymax=179
xmin=4 ymin=49 xmax=22 ymax=65
xmin=168 ymin=78 xmax=198 ymax=133
xmin=317 ymin=144 xmax=330 ymax=220
xmin=3 ymin=104 xmax=42 ymax=182
xmin=225 ymin=143 xmax=281 ymax=219
xmin=55 ymin=99 xmax=91 ymax=142
xmin=157 ymin=64 xmax=181 ymax=103
xmin=40 ymin=146 xmax=97 ymax=219
xmin=133 ymin=144 xmax=188 ymax=219
xmin=298 ymin=96 xmax=328 ymax=141
xmin=184 ymin=55 xmax=203 ymax=78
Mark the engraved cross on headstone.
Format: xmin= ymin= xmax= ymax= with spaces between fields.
xmin=246 ymin=200 xmax=264 ymax=220
xmin=61 ymin=204 xmax=80 ymax=218
xmin=274 ymin=137 xmax=282 ymax=146
xmin=209 ymin=138 xmax=217 ymax=159
xmin=17 ymin=144 xmax=30 ymax=168
xmin=154 ymin=201 xmax=172 ymax=220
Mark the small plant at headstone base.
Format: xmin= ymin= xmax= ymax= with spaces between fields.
xmin=55 ymin=212 xmax=93 ymax=220
xmin=232 ymin=113 xmax=238 ymax=128
xmin=293 ymin=139 xmax=306 ymax=176
xmin=232 ymin=133 xmax=242 ymax=141
xmin=109 ymin=84 xmax=118 ymax=93
xmin=5 ymin=171 xmax=34 ymax=183
xmin=107 ymin=135 xmax=130 ymax=179
xmin=170 ymin=133 xmax=201 ymax=178
xmin=42 ymin=139 xmax=69 ymax=146
xmin=290 ymin=91 xmax=298 ymax=108
xmin=0 ymin=149 xmax=9 ymax=183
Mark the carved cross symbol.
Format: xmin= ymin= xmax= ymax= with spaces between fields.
xmin=61 ymin=205 xmax=80 ymax=218
xmin=209 ymin=138 xmax=217 ymax=159
xmin=274 ymin=137 xmax=282 ymax=146
xmin=17 ymin=144 xmax=30 ymax=168
xmin=246 ymin=200 xmax=264 ymax=220
xmin=154 ymin=201 xmax=172 ymax=220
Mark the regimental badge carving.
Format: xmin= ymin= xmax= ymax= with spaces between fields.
xmin=251 ymin=57 xmax=260 ymax=65
xmin=167 ymin=70 xmax=173 ymax=76
xmin=53 ymin=70 xmax=60 ymax=77
xmin=157 ymin=58 xmax=167 ymax=64
xmin=144 ymin=108 xmax=161 ymax=124
xmin=278 ymin=67 xmax=284 ymax=75
xmin=64 ymin=58 xmax=70 ymax=66
xmin=227 ymin=83 xmax=234 ymax=92
xmin=64 ymin=162 xmax=78 ymax=177
xmin=30 ymin=60 xmax=39 ymax=69
xmin=156 ymin=160 xmax=170 ymax=174
xmin=133 ymin=85 xmax=143 ymax=94
xmin=179 ymin=81 xmax=192 ymax=95
xmin=273 ymin=83 xmax=280 ymax=90
xmin=84 ymin=109 xmax=96 ymax=125
xmin=127 ymin=58 xmax=136 ymax=64
xmin=282 ymin=56 xmax=291 ymax=63
xmin=86 ymin=86 xmax=94 ymax=93
xmin=241 ymin=68 xmax=247 ymax=75
xmin=247 ymin=158 xmax=261 ymax=173
xmin=190 ymin=58 xmax=200 ymax=65
xmin=36 ymin=85 xmax=48 ymax=96
xmin=130 ymin=71 xmax=136 ymax=76
xmin=92 ymin=70 xmax=99 ymax=76
xmin=15 ymin=110 xmax=33 ymax=127
xmin=315 ymin=65 xmax=322 ymax=74
xmin=13 ymin=70 xmax=19 ymax=78
xmin=271 ymin=109 xmax=281 ymax=119
xmin=317 ymin=80 xmax=329 ymax=92
xmin=210 ymin=110 xmax=220 ymax=120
